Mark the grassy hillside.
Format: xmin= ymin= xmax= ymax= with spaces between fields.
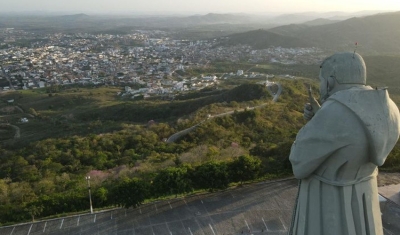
xmin=0 ymin=84 xmax=270 ymax=147
xmin=0 ymin=79 xmax=308 ymax=224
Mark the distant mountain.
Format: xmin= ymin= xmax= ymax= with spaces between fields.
xmin=268 ymin=11 xmax=400 ymax=54
xmin=268 ymin=10 xmax=391 ymax=25
xmin=184 ymin=13 xmax=251 ymax=24
xmin=61 ymin=13 xmax=89 ymax=18
xmin=220 ymin=11 xmax=400 ymax=54
xmin=302 ymin=18 xmax=340 ymax=26
xmin=0 ymin=13 xmax=277 ymax=36
xmin=327 ymin=10 xmax=393 ymax=20
xmin=219 ymin=29 xmax=311 ymax=49
xmin=51 ymin=13 xmax=90 ymax=21
xmin=269 ymin=13 xmax=322 ymax=25
xmin=119 ymin=13 xmax=253 ymax=27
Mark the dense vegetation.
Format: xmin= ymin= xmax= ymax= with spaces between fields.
xmin=0 ymin=64 xmax=399 ymax=225
xmin=0 ymin=80 xmax=303 ymax=224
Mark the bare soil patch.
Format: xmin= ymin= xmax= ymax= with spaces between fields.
xmin=0 ymin=106 xmax=16 ymax=114
xmin=0 ymin=105 xmax=24 ymax=114
xmin=378 ymin=171 xmax=400 ymax=187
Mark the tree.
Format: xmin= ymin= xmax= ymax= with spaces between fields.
xmin=192 ymin=161 xmax=229 ymax=191
xmin=94 ymin=187 xmax=108 ymax=207
xmin=250 ymin=141 xmax=293 ymax=174
xmin=28 ymin=108 xmax=38 ymax=116
xmin=25 ymin=201 xmax=44 ymax=222
xmin=111 ymin=178 xmax=150 ymax=208
xmin=228 ymin=155 xmax=262 ymax=185
xmin=152 ymin=166 xmax=193 ymax=197
xmin=0 ymin=179 xmax=9 ymax=204
xmin=173 ymin=156 xmax=182 ymax=166
xmin=206 ymin=146 xmax=220 ymax=161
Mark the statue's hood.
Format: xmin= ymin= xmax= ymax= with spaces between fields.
xmin=328 ymin=87 xmax=400 ymax=166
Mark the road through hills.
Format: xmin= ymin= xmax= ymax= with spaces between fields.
xmin=166 ymin=83 xmax=282 ymax=143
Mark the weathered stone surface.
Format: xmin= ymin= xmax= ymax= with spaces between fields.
xmin=289 ymin=52 xmax=400 ymax=235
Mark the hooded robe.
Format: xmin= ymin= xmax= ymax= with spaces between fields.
xmin=289 ymin=87 xmax=400 ymax=235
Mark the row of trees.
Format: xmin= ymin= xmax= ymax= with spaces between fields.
xmin=0 ymin=155 xmax=264 ymax=223
xmin=112 ymin=156 xmax=262 ymax=208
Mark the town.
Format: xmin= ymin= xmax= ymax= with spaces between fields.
xmin=0 ymin=28 xmax=325 ymax=98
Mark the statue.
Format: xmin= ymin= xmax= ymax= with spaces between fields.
xmin=288 ymin=52 xmax=400 ymax=235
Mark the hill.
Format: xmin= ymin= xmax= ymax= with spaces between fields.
xmin=0 ymin=13 xmax=273 ymax=34
xmin=0 ymin=73 xmax=399 ymax=225
xmin=54 ymin=13 xmax=90 ymax=20
xmin=268 ymin=13 xmax=322 ymax=25
xmin=267 ymin=10 xmax=388 ymax=25
xmin=76 ymin=84 xmax=270 ymax=123
xmin=0 ymin=84 xmax=270 ymax=146
xmin=222 ymin=11 xmax=400 ymax=54
xmin=218 ymin=29 xmax=311 ymax=49
xmin=179 ymin=13 xmax=251 ymax=25
xmin=0 ymin=79 xmax=306 ymax=224
xmin=364 ymin=55 xmax=400 ymax=104
xmin=269 ymin=11 xmax=400 ymax=54
xmin=302 ymin=18 xmax=339 ymax=26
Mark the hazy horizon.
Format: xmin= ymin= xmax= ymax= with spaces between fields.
xmin=1 ymin=0 xmax=399 ymax=15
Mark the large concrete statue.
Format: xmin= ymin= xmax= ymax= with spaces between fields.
xmin=289 ymin=52 xmax=400 ymax=235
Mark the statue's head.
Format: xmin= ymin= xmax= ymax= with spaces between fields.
xmin=319 ymin=52 xmax=366 ymax=101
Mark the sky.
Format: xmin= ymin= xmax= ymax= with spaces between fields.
xmin=1 ymin=0 xmax=400 ymax=14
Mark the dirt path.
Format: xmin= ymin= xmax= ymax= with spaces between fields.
xmin=14 ymin=105 xmax=24 ymax=113
xmin=9 ymin=124 xmax=20 ymax=138
xmin=0 ymin=123 xmax=20 ymax=139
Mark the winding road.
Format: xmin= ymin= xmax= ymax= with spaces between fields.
xmin=0 ymin=123 xmax=20 ymax=139
xmin=166 ymin=83 xmax=282 ymax=143
xmin=0 ymin=105 xmax=26 ymax=140
xmin=1 ymin=66 xmax=16 ymax=90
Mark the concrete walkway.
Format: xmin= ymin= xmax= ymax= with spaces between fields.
xmin=379 ymin=184 xmax=400 ymax=205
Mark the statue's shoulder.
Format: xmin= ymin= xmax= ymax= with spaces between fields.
xmin=326 ymin=88 xmax=400 ymax=166
xmin=327 ymin=88 xmax=398 ymax=119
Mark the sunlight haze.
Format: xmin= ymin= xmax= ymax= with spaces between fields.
xmin=2 ymin=0 xmax=399 ymax=14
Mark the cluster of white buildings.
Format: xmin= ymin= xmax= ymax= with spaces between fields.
xmin=0 ymin=29 xmax=325 ymax=95
xmin=120 ymin=75 xmax=220 ymax=99
xmin=248 ymin=46 xmax=325 ymax=64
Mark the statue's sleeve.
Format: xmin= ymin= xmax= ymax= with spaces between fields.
xmin=289 ymin=100 xmax=353 ymax=179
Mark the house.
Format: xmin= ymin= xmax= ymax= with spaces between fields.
xmin=202 ymin=75 xmax=217 ymax=81
xmin=38 ymin=81 xmax=46 ymax=88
